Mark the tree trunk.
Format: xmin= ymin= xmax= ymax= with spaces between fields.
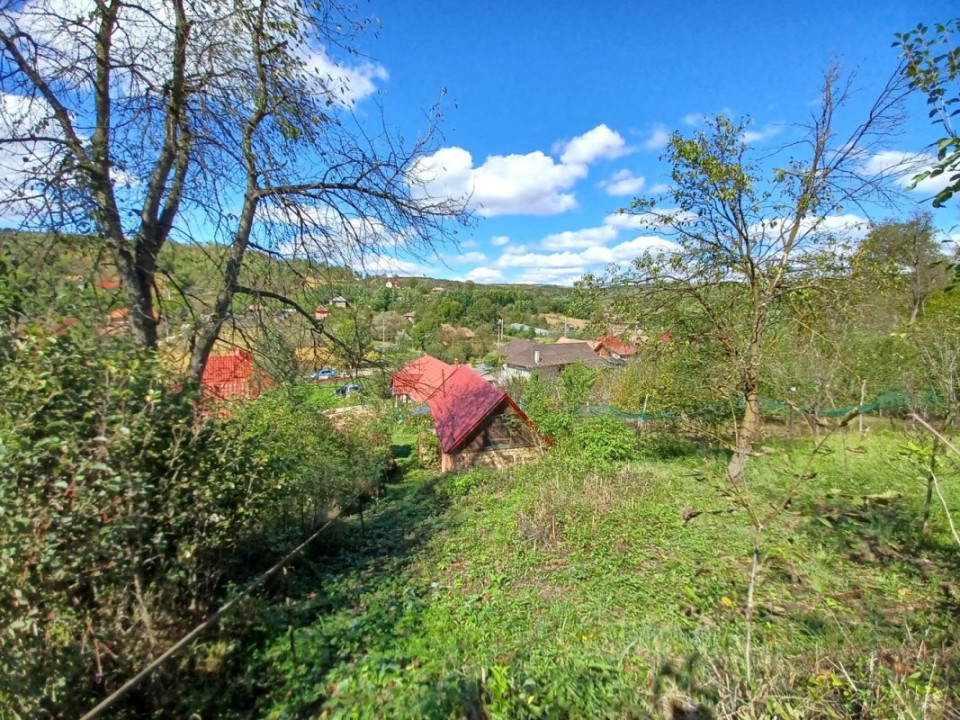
xmin=727 ymin=385 xmax=760 ymax=485
xmin=116 ymin=257 xmax=158 ymax=348
xmin=185 ymin=190 xmax=259 ymax=383
xmin=922 ymin=437 xmax=939 ymax=536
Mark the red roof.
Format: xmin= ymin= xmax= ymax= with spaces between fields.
xmin=100 ymin=279 xmax=121 ymax=290
xmin=201 ymin=349 xmax=266 ymax=401
xmin=427 ymin=365 xmax=508 ymax=453
xmin=595 ymin=335 xmax=637 ymax=358
xmin=391 ymin=355 xmax=457 ymax=402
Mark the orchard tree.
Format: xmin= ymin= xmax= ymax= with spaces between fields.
xmin=0 ymin=0 xmax=467 ymax=381
xmin=852 ymin=213 xmax=949 ymax=323
xmin=589 ymin=70 xmax=907 ymax=484
xmin=896 ymin=18 xmax=960 ymax=207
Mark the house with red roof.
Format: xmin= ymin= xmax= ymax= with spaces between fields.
xmin=392 ymin=355 xmax=546 ymax=471
xmin=592 ymin=335 xmax=637 ymax=360
xmin=200 ymin=349 xmax=269 ymax=402
xmin=391 ymin=354 xmax=457 ymax=403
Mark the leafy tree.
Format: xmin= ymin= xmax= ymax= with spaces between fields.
xmin=895 ymin=19 xmax=960 ymax=207
xmin=557 ymin=360 xmax=599 ymax=414
xmin=0 ymin=0 xmax=466 ymax=381
xmin=371 ymin=310 xmax=406 ymax=344
xmin=588 ymin=70 xmax=907 ymax=483
xmin=853 ymin=213 xmax=949 ymax=323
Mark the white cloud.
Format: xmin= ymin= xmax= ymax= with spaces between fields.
xmin=496 ymin=235 xmax=676 ymax=270
xmin=682 ymin=113 xmax=705 ymax=127
xmin=748 ymin=213 xmax=869 ymax=240
xmin=356 ymin=255 xmax=420 ymax=275
xmin=600 ymin=169 xmax=645 ymax=196
xmin=302 ymin=48 xmax=387 ymax=106
xmin=410 ymin=146 xmax=586 ymax=217
xmin=513 ymin=267 xmax=587 ymax=285
xmin=461 ymin=239 xmax=477 ymax=248
xmin=742 ymin=123 xmax=782 ymax=144
xmin=491 ymin=235 xmax=510 ymax=246
xmin=557 ymin=124 xmax=631 ymax=165
xmin=610 ymin=235 xmax=680 ymax=260
xmin=500 ymin=235 xmax=680 ymax=285
xmin=649 ymin=182 xmax=672 ymax=194
xmin=643 ymin=123 xmax=670 ymax=150
xmin=541 ymin=225 xmax=617 ymax=251
xmin=861 ymin=150 xmax=955 ymax=195
xmin=446 ymin=250 xmax=487 ymax=264
xmin=466 ymin=266 xmax=504 ymax=283
xmin=603 ymin=208 xmax=697 ymax=230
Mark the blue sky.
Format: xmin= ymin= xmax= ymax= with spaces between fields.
xmin=339 ymin=0 xmax=960 ymax=284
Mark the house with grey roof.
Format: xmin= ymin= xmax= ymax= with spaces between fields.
xmin=499 ymin=338 xmax=610 ymax=380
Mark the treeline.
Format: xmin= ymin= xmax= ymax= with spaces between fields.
xmin=572 ymin=214 xmax=960 ymax=425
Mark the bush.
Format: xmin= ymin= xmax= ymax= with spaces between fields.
xmin=0 ymin=328 xmax=393 ymax=718
xmin=570 ymin=415 xmax=639 ymax=464
xmin=0 ymin=329 xmax=266 ymax=717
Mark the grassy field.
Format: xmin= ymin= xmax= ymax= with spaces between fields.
xmin=205 ymin=427 xmax=959 ymax=719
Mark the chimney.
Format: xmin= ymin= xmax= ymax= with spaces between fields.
xmin=534 ymin=350 xmax=541 ymax=366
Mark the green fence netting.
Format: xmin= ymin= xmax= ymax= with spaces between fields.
xmin=579 ymin=390 xmax=947 ymax=421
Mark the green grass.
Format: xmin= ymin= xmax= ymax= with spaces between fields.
xmin=203 ymin=428 xmax=960 ymax=718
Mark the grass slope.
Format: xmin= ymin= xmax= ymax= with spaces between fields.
xmin=229 ymin=430 xmax=959 ymax=718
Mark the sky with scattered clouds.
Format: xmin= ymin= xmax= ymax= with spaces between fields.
xmin=341 ymin=0 xmax=959 ymax=285
xmin=2 ymin=0 xmax=958 ymax=285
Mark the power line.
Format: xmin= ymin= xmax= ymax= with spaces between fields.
xmin=79 ymin=512 xmax=343 ymax=720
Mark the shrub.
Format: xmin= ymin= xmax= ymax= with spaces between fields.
xmin=0 ymin=329 xmax=394 ymax=718
xmin=570 ymin=415 xmax=639 ymax=464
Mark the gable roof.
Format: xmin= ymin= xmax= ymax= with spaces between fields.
xmin=201 ymin=349 xmax=265 ymax=401
xmin=594 ymin=334 xmax=637 ymax=358
xmin=500 ymin=338 xmax=606 ymax=369
xmin=391 ymin=354 xmax=456 ymax=402
xmin=427 ymin=365 xmax=508 ymax=453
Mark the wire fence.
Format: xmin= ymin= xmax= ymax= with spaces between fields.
xmin=579 ymin=390 xmax=948 ymax=422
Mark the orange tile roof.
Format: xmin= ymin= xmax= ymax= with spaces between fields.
xmin=391 ymin=354 xmax=456 ymax=402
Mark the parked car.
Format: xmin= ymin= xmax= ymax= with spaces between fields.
xmin=335 ymin=383 xmax=364 ymax=397
xmin=310 ymin=368 xmax=337 ymax=380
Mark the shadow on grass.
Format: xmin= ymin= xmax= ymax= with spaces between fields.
xmin=185 ymin=458 xmax=464 ymax=718
xmin=794 ymin=495 xmax=960 ymax=636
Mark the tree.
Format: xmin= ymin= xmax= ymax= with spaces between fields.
xmin=0 ymin=0 xmax=466 ymax=382
xmin=852 ymin=213 xmax=949 ymax=323
xmin=895 ymin=19 xmax=960 ymax=207
xmin=589 ymin=69 xmax=907 ymax=484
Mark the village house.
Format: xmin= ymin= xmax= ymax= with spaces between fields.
xmin=392 ymin=354 xmax=546 ymax=471
xmin=499 ymin=337 xmax=609 ymax=380
xmin=391 ymin=354 xmax=456 ymax=403
xmin=314 ymin=304 xmax=330 ymax=320
xmin=592 ymin=334 xmax=638 ymax=360
xmin=403 ymin=311 xmax=416 ymax=324
xmin=385 ymin=277 xmax=403 ymax=289
xmin=438 ymin=323 xmax=476 ymax=347
xmin=200 ymin=349 xmax=269 ymax=402
xmin=329 ymin=296 xmax=349 ymax=308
